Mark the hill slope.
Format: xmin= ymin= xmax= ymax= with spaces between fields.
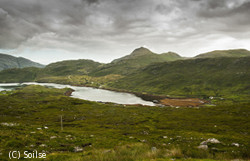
xmin=0 ymin=67 xmax=41 ymax=83
xmin=110 ymin=56 xmax=250 ymax=98
xmin=0 ymin=53 xmax=44 ymax=71
xmin=91 ymin=47 xmax=182 ymax=76
xmin=195 ymin=49 xmax=250 ymax=58
xmin=38 ymin=59 xmax=102 ymax=77
xmin=0 ymin=48 xmax=249 ymax=99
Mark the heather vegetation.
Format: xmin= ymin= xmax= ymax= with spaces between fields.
xmin=0 ymin=86 xmax=249 ymax=160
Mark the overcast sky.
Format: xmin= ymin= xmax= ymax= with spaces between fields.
xmin=0 ymin=0 xmax=250 ymax=64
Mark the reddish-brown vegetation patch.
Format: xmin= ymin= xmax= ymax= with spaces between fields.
xmin=160 ymin=98 xmax=207 ymax=107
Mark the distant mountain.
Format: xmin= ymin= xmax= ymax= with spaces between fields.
xmin=1 ymin=48 xmax=250 ymax=98
xmin=112 ymin=47 xmax=181 ymax=63
xmin=0 ymin=53 xmax=44 ymax=71
xmin=38 ymin=59 xmax=102 ymax=77
xmin=91 ymin=47 xmax=182 ymax=76
xmin=195 ymin=49 xmax=250 ymax=58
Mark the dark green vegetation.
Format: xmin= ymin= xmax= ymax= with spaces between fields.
xmin=0 ymin=67 xmax=40 ymax=83
xmin=110 ymin=57 xmax=250 ymax=99
xmin=0 ymin=53 xmax=44 ymax=71
xmin=0 ymin=85 xmax=249 ymax=160
xmin=195 ymin=49 xmax=250 ymax=58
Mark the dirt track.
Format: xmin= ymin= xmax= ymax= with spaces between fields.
xmin=160 ymin=98 xmax=207 ymax=107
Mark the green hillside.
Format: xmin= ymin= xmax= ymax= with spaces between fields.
xmin=38 ymin=59 xmax=102 ymax=77
xmin=0 ymin=67 xmax=40 ymax=83
xmin=0 ymin=48 xmax=249 ymax=99
xmin=90 ymin=47 xmax=182 ymax=76
xmin=195 ymin=49 xmax=250 ymax=58
xmin=0 ymin=53 xmax=44 ymax=71
xmin=110 ymin=56 xmax=250 ymax=99
xmin=0 ymin=59 xmax=104 ymax=84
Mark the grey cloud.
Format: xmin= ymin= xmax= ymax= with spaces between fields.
xmin=206 ymin=0 xmax=227 ymax=9
xmin=155 ymin=3 xmax=175 ymax=15
xmin=197 ymin=0 xmax=250 ymax=18
xmin=0 ymin=0 xmax=249 ymax=63
xmin=233 ymin=1 xmax=250 ymax=15
xmin=85 ymin=0 xmax=99 ymax=4
xmin=0 ymin=6 xmax=42 ymax=48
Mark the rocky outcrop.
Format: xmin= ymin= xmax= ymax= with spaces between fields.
xmin=198 ymin=138 xmax=221 ymax=150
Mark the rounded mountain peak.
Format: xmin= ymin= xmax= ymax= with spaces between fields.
xmin=130 ymin=47 xmax=154 ymax=56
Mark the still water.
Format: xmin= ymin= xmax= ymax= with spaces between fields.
xmin=0 ymin=82 xmax=155 ymax=106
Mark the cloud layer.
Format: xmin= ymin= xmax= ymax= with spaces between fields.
xmin=0 ymin=0 xmax=250 ymax=64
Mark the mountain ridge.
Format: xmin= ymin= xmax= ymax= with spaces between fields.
xmin=90 ymin=47 xmax=183 ymax=76
xmin=1 ymin=48 xmax=250 ymax=71
xmin=38 ymin=59 xmax=102 ymax=77
xmin=0 ymin=53 xmax=45 ymax=71
xmin=112 ymin=47 xmax=182 ymax=63
xmin=195 ymin=49 xmax=250 ymax=58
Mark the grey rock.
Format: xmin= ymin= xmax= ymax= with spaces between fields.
xmin=50 ymin=136 xmax=57 ymax=139
xmin=151 ymin=147 xmax=157 ymax=152
xmin=39 ymin=144 xmax=47 ymax=147
xmin=103 ymin=150 xmax=112 ymax=153
xmin=232 ymin=143 xmax=240 ymax=147
xmin=200 ymin=138 xmax=220 ymax=145
xmin=153 ymin=100 xmax=159 ymax=103
xmin=73 ymin=146 xmax=83 ymax=152
xmin=198 ymin=145 xmax=208 ymax=150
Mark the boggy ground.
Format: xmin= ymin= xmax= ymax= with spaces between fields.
xmin=0 ymin=85 xmax=249 ymax=161
xmin=160 ymin=98 xmax=208 ymax=107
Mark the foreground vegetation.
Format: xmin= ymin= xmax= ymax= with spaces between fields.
xmin=0 ymin=85 xmax=249 ymax=160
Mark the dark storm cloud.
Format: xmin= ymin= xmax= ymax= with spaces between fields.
xmin=85 ymin=0 xmax=99 ymax=4
xmin=0 ymin=0 xmax=249 ymax=63
xmin=197 ymin=0 xmax=250 ymax=17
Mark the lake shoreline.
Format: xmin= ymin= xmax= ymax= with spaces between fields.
xmin=0 ymin=81 xmax=208 ymax=107
xmin=0 ymin=82 xmax=155 ymax=106
xmin=65 ymin=83 xmax=208 ymax=107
